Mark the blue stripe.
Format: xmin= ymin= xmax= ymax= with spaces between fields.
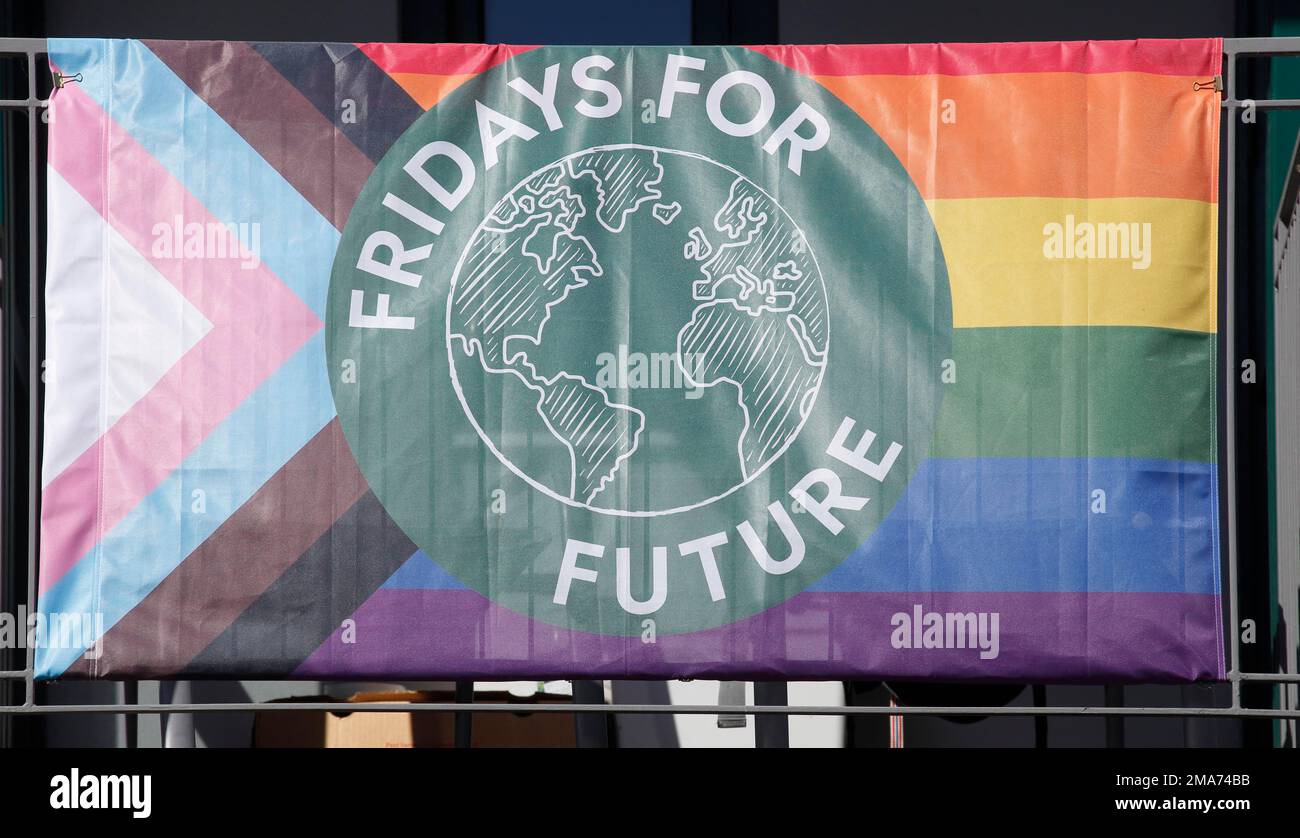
xmin=49 ymin=38 xmax=338 ymax=318
xmin=381 ymin=551 xmax=469 ymax=590
xmin=811 ymin=457 xmax=1220 ymax=595
xmin=36 ymin=334 xmax=336 ymax=678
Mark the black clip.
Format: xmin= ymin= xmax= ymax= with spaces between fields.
xmin=1193 ymin=75 xmax=1223 ymax=92
xmin=51 ymin=71 xmax=83 ymax=93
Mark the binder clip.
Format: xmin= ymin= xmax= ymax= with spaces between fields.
xmin=51 ymin=71 xmax=83 ymax=93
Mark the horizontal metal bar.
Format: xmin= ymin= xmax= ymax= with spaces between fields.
xmin=0 ymin=100 xmax=46 ymax=110
xmin=5 ymin=673 xmax=1300 ymax=688
xmin=1223 ymin=98 xmax=1300 ymax=110
xmin=1237 ymin=672 xmax=1300 ymax=683
xmin=6 ymin=671 xmax=1300 ymax=682
xmin=1224 ymin=36 xmax=1300 ymax=56
xmin=0 ymin=37 xmax=44 ymax=54
xmin=2 ymin=702 xmax=1298 ymax=719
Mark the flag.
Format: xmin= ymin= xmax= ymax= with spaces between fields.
xmin=36 ymin=38 xmax=1223 ymax=682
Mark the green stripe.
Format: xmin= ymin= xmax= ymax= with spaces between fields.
xmin=929 ymin=326 xmax=1216 ymax=462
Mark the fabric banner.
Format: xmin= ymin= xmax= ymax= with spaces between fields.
xmin=36 ymin=37 xmax=1223 ymax=682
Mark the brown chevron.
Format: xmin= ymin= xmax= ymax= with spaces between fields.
xmin=145 ymin=39 xmax=374 ymax=231
xmin=67 ymin=419 xmax=370 ymax=677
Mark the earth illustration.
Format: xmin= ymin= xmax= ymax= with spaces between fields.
xmin=446 ymin=144 xmax=830 ymax=516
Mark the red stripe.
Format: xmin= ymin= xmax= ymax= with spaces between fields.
xmin=355 ymin=42 xmax=535 ymax=76
xmin=750 ymin=38 xmax=1222 ymax=77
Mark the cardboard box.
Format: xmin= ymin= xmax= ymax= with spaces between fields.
xmin=252 ymin=690 xmax=577 ymax=748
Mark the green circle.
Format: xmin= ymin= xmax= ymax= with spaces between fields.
xmin=327 ymin=47 xmax=951 ymax=637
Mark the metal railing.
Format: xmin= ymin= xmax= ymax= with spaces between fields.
xmin=1 ymin=36 xmax=1298 ymax=740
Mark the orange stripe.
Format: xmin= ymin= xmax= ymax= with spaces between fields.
xmin=388 ymin=72 xmax=479 ymax=110
xmin=816 ymin=72 xmax=1218 ymax=201
xmin=752 ymin=39 xmax=1222 ymax=76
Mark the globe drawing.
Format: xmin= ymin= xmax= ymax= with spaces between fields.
xmin=446 ymin=144 xmax=829 ymax=516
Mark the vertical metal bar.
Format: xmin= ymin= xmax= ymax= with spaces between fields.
xmin=122 ymin=682 xmax=138 ymax=748
xmin=753 ymin=681 xmax=789 ymax=748
xmin=1277 ymin=132 xmax=1300 ymax=744
xmin=1224 ymin=47 xmax=1243 ymax=710
xmin=0 ymin=53 xmax=15 ymax=749
xmin=453 ymin=680 xmax=473 ymax=748
xmin=23 ymin=45 xmax=38 ymax=709
xmin=161 ymin=681 xmax=196 ymax=748
xmin=571 ymin=680 xmax=610 ymax=747
xmin=1031 ymin=684 xmax=1048 ymax=748
xmin=1104 ymin=685 xmax=1125 ymax=748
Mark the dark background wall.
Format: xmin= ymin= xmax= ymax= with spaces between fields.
xmin=32 ymin=0 xmax=1240 ymax=43
xmin=39 ymin=0 xmax=402 ymax=41
xmin=778 ymin=0 xmax=1235 ymax=42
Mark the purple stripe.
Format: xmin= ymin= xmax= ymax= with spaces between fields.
xmin=295 ymin=590 xmax=1224 ymax=683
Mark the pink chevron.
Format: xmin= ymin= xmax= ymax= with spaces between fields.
xmin=39 ymin=74 xmax=323 ymax=594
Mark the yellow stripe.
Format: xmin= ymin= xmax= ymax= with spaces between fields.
xmin=928 ymin=197 xmax=1217 ymax=332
